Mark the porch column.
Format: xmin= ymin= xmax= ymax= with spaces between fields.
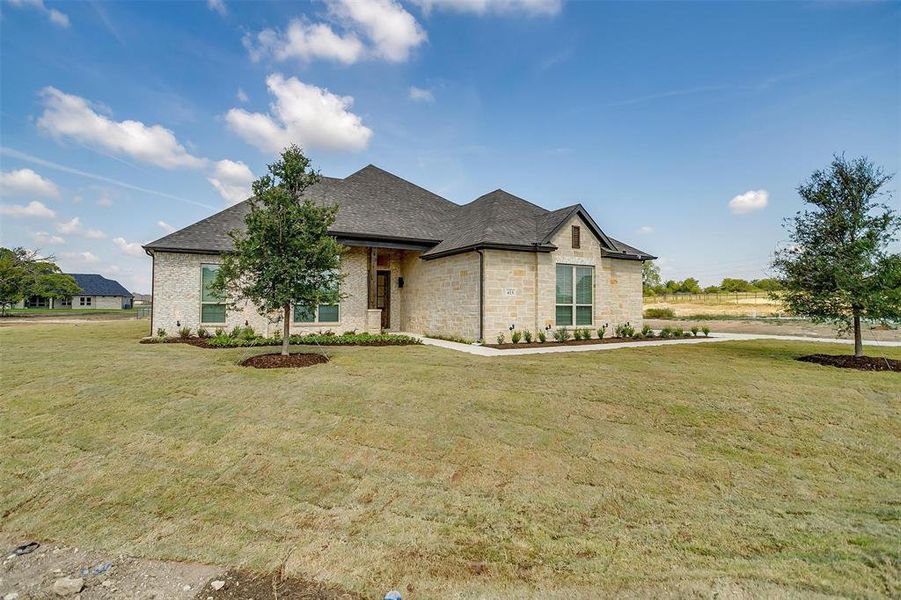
xmin=368 ymin=247 xmax=378 ymax=308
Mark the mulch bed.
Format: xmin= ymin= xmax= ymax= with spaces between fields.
xmin=139 ymin=337 xmax=412 ymax=348
xmin=200 ymin=569 xmax=365 ymax=599
xmin=240 ymin=353 xmax=329 ymax=369
xmin=798 ymin=354 xmax=900 ymax=372
xmin=487 ymin=334 xmax=699 ymax=349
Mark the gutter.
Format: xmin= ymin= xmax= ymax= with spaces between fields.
xmin=476 ymin=249 xmax=484 ymax=342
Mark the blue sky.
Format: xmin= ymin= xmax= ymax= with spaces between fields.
xmin=1 ymin=0 xmax=898 ymax=293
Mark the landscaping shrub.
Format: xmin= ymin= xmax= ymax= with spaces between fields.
xmin=240 ymin=326 xmax=256 ymax=340
xmin=641 ymin=324 xmax=653 ymax=337
xmin=690 ymin=326 xmax=699 ymax=337
xmin=229 ymin=325 xmax=243 ymax=339
xmin=511 ymin=330 xmax=522 ymax=344
xmin=597 ymin=323 xmax=608 ymax=339
xmin=644 ymin=307 xmax=675 ymax=319
xmin=196 ymin=327 xmax=210 ymax=339
xmin=214 ymin=328 xmax=224 ymax=337
xmin=523 ymin=330 xmax=533 ymax=343
xmin=615 ymin=322 xmax=635 ymax=338
xmin=659 ymin=327 xmax=672 ymax=338
xmin=537 ymin=330 xmax=547 ymax=343
xmin=156 ymin=328 xmax=167 ymax=338
xmin=702 ymin=326 xmax=711 ymax=337
xmin=496 ymin=332 xmax=505 ymax=344
xmin=673 ymin=327 xmax=685 ymax=337
xmin=426 ymin=333 xmax=475 ymax=344
xmin=206 ymin=331 xmax=421 ymax=348
xmin=553 ymin=327 xmax=571 ymax=342
xmin=632 ymin=331 xmax=643 ymax=340
xmin=581 ymin=328 xmax=593 ymax=340
xmin=178 ymin=326 xmax=192 ymax=339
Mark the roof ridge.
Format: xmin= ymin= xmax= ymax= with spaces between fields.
xmin=347 ymin=164 xmax=458 ymax=207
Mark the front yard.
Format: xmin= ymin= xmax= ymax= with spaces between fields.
xmin=1 ymin=321 xmax=899 ymax=598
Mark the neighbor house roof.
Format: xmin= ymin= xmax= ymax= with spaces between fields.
xmin=144 ymin=165 xmax=654 ymax=261
xmin=68 ymin=273 xmax=132 ymax=297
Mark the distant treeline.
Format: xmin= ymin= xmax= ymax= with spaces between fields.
xmin=642 ymin=262 xmax=783 ymax=296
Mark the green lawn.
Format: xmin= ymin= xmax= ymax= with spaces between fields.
xmin=1 ymin=307 xmax=140 ymax=319
xmin=1 ymin=321 xmax=899 ymax=598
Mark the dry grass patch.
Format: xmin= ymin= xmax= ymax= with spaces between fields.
xmin=2 ymin=321 xmax=900 ymax=598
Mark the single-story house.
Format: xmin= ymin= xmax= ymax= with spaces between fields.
xmin=144 ymin=165 xmax=654 ymax=341
xmin=18 ymin=273 xmax=134 ymax=309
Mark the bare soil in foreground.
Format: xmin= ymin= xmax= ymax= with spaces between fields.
xmin=240 ymin=352 xmax=329 ymax=369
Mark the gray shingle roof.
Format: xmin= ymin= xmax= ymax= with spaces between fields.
xmin=144 ymin=165 xmax=654 ymax=261
xmin=67 ymin=273 xmax=132 ymax=297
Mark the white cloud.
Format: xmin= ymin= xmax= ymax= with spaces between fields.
xmin=207 ymin=0 xmax=227 ymax=16
xmin=328 ymin=0 xmax=426 ymax=63
xmin=412 ymin=0 xmax=562 ymax=17
xmin=226 ymin=74 xmax=372 ymax=153
xmin=0 ymin=201 xmax=56 ymax=218
xmin=33 ymin=231 xmax=65 ymax=245
xmin=7 ymin=0 xmax=70 ymax=27
xmin=96 ymin=193 xmax=113 ymax=207
xmin=244 ymin=0 xmax=424 ymax=65
xmin=409 ymin=86 xmax=435 ymax=102
xmin=244 ymin=19 xmax=365 ymax=65
xmin=0 ymin=168 xmax=61 ymax=198
xmin=157 ymin=220 xmax=176 ymax=234
xmin=208 ymin=159 xmax=255 ymax=205
xmin=236 ymin=88 xmax=249 ymax=103
xmin=113 ymin=236 xmax=146 ymax=258
xmin=56 ymin=216 xmax=105 ymax=239
xmin=729 ymin=189 xmax=768 ymax=215
xmin=61 ymin=250 xmax=100 ymax=264
xmin=37 ymin=87 xmax=206 ymax=170
xmin=637 ymin=225 xmax=654 ymax=234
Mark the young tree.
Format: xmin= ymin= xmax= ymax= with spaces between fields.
xmin=772 ymin=155 xmax=900 ymax=357
xmin=211 ymin=145 xmax=345 ymax=356
xmin=642 ymin=260 xmax=661 ymax=295
xmin=0 ymin=247 xmax=79 ymax=314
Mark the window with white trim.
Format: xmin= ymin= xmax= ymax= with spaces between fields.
xmin=200 ymin=264 xmax=226 ymax=324
xmin=79 ymin=296 xmax=92 ymax=307
xmin=555 ymin=264 xmax=593 ymax=326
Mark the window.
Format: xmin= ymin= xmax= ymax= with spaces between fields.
xmin=60 ymin=297 xmax=71 ymax=307
xmin=200 ymin=264 xmax=226 ymax=324
xmin=572 ymin=225 xmax=581 ymax=249
xmin=79 ymin=296 xmax=92 ymax=307
xmin=555 ymin=264 xmax=593 ymax=326
xmin=293 ymin=303 xmax=339 ymax=323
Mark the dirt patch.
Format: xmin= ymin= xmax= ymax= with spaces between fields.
xmin=200 ymin=569 xmax=364 ymax=600
xmin=240 ymin=352 xmax=329 ymax=369
xmin=798 ymin=354 xmax=900 ymax=372
xmin=0 ymin=538 xmax=218 ymax=599
xmin=487 ymin=335 xmax=698 ymax=349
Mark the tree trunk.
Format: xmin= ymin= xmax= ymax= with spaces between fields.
xmin=282 ymin=303 xmax=291 ymax=356
xmin=853 ymin=313 xmax=863 ymax=358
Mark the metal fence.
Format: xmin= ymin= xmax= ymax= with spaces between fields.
xmin=135 ymin=306 xmax=152 ymax=319
xmin=645 ymin=292 xmax=781 ymax=304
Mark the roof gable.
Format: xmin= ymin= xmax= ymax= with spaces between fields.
xmin=67 ymin=273 xmax=132 ymax=296
xmin=143 ymin=166 xmax=654 ymax=261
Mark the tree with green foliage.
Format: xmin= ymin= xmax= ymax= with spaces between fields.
xmin=211 ymin=145 xmax=345 ymax=356
xmin=772 ymin=155 xmax=900 ymax=357
xmin=642 ymin=260 xmax=661 ymax=295
xmin=719 ymin=277 xmax=754 ymax=293
xmin=0 ymin=247 xmax=80 ymax=314
xmin=751 ymin=278 xmax=783 ymax=292
xmin=678 ymin=277 xmax=701 ymax=294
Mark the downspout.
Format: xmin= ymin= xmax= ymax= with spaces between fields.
xmin=148 ymin=250 xmax=155 ymax=337
xmin=476 ymin=249 xmax=484 ymax=342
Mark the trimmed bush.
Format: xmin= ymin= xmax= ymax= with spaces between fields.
xmin=644 ymin=307 xmax=675 ymax=319
xmin=553 ymin=327 xmax=571 ymax=342
xmin=511 ymin=330 xmax=522 ymax=344
xmin=702 ymin=326 xmax=711 ymax=337
xmin=523 ymin=330 xmax=533 ymax=343
xmin=537 ymin=330 xmax=547 ymax=343
xmin=690 ymin=326 xmax=699 ymax=337
xmin=496 ymin=332 xmax=505 ymax=344
xmin=641 ymin=324 xmax=654 ymax=337
xmin=597 ymin=324 xmax=608 ymax=339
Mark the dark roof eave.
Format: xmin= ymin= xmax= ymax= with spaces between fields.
xmin=603 ymin=251 xmax=657 ymax=261
xmin=421 ymin=242 xmax=557 ymax=261
xmin=143 ymin=245 xmax=224 ymax=256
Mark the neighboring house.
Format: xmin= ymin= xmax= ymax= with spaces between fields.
xmin=144 ymin=165 xmax=654 ymax=340
xmin=18 ymin=273 xmax=134 ymax=309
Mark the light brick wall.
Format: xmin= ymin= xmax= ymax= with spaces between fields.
xmin=93 ymin=296 xmax=124 ymax=309
xmin=482 ymin=214 xmax=644 ymax=341
xmin=151 ymin=248 xmax=370 ymax=336
xmin=401 ymin=251 xmax=480 ymax=340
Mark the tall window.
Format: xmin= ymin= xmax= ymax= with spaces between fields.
xmin=200 ymin=264 xmax=226 ymax=324
xmin=556 ymin=264 xmax=593 ymax=326
xmin=293 ymin=303 xmax=339 ymax=323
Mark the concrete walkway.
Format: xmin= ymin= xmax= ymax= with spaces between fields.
xmin=414 ymin=332 xmax=901 ymax=357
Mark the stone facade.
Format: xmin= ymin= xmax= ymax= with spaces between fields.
xmin=482 ymin=214 xmax=643 ymax=341
xmin=150 ymin=220 xmax=643 ymax=341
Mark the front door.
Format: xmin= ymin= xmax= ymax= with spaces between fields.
xmin=376 ymin=270 xmax=391 ymax=329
